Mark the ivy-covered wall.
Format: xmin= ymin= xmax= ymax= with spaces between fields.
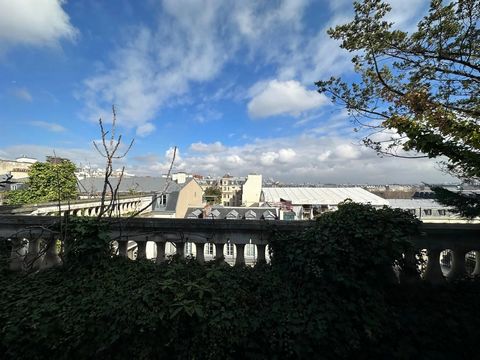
xmin=0 ymin=203 xmax=479 ymax=359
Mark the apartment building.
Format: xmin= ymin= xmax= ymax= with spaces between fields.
xmin=220 ymin=174 xmax=244 ymax=206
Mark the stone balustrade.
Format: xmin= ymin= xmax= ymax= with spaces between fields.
xmin=1 ymin=215 xmax=479 ymax=283
xmin=1 ymin=196 xmax=152 ymax=217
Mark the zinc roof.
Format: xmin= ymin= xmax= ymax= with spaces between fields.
xmin=262 ymin=187 xmax=389 ymax=206
xmin=78 ymin=176 xmax=181 ymax=194
xmin=388 ymin=199 xmax=450 ymax=209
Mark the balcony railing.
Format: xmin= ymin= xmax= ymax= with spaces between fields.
xmin=1 ymin=215 xmax=479 ymax=283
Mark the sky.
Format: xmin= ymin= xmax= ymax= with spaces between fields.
xmin=0 ymin=0 xmax=456 ymax=184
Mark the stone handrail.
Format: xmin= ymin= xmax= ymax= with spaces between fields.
xmin=1 ymin=215 xmax=479 ymax=283
xmin=0 ymin=195 xmax=152 ymax=216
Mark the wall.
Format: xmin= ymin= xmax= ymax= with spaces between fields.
xmin=172 ymin=172 xmax=187 ymax=184
xmin=242 ymin=174 xmax=262 ymax=206
xmin=175 ymin=179 xmax=204 ymax=218
xmin=0 ymin=160 xmax=32 ymax=179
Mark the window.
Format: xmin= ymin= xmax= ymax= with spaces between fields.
xmin=154 ymin=194 xmax=167 ymax=209
xmin=205 ymin=243 xmax=214 ymax=255
xmin=246 ymin=244 xmax=256 ymax=257
xmin=423 ymin=209 xmax=432 ymax=216
xmin=226 ymin=210 xmax=239 ymax=219
xmin=185 ymin=242 xmax=193 ymax=255
xmin=187 ymin=209 xmax=202 ymax=218
xmin=226 ymin=243 xmax=234 ymax=256
xmin=438 ymin=209 xmax=446 ymax=216
xmin=262 ymin=210 xmax=276 ymax=220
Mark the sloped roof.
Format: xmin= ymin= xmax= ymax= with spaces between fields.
xmin=185 ymin=206 xmax=278 ymax=220
xmin=245 ymin=209 xmax=257 ymax=219
xmin=262 ymin=187 xmax=388 ymax=206
xmin=388 ymin=199 xmax=450 ymax=209
xmin=226 ymin=209 xmax=240 ymax=219
xmin=262 ymin=210 xmax=276 ymax=219
xmin=78 ymin=176 xmax=181 ymax=194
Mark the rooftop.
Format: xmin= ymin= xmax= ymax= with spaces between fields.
xmin=262 ymin=187 xmax=389 ymax=206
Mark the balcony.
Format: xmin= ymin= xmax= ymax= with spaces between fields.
xmin=1 ymin=215 xmax=479 ymax=282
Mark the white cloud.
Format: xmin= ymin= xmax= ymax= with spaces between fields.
xmin=136 ymin=122 xmax=155 ymax=137
xmin=165 ymin=146 xmax=181 ymax=161
xmin=278 ymin=148 xmax=296 ymax=163
xmin=0 ymin=132 xmax=455 ymax=185
xmin=334 ymin=144 xmax=360 ymax=160
xmin=0 ymin=0 xmax=77 ymax=49
xmin=0 ymin=144 xmax=104 ymax=169
xmin=226 ymin=154 xmax=245 ymax=166
xmin=125 ymin=134 xmax=453 ymax=184
xmin=30 ymin=121 xmax=66 ymax=133
xmin=80 ymin=0 xmax=314 ymax=133
xmin=260 ymin=151 xmax=279 ymax=166
xmin=11 ymin=87 xmax=33 ymax=102
xmin=247 ymin=80 xmax=328 ymax=118
xmin=81 ymin=0 xmax=231 ymax=134
xmin=385 ymin=0 xmax=429 ymax=32
xmin=317 ymin=150 xmax=331 ymax=161
xmin=190 ymin=141 xmax=225 ymax=153
xmin=274 ymin=0 xmax=428 ymax=84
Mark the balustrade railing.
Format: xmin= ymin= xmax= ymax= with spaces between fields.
xmin=1 ymin=216 xmax=479 ymax=283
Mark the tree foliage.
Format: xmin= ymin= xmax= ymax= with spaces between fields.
xmin=316 ymin=0 xmax=480 ymax=215
xmin=204 ymin=186 xmax=222 ymax=204
xmin=5 ymin=159 xmax=78 ymax=205
xmin=5 ymin=203 xmax=476 ymax=359
xmin=62 ymin=217 xmax=112 ymax=265
xmin=270 ymin=201 xmax=420 ymax=287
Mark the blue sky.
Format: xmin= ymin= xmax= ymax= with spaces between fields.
xmin=0 ymin=0 xmax=455 ymax=184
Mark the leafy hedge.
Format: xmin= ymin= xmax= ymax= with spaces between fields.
xmin=1 ymin=203 xmax=479 ymax=359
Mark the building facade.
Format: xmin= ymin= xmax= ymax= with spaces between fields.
xmin=220 ymin=174 xmax=244 ymax=206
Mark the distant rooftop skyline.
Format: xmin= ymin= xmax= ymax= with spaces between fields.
xmin=0 ymin=0 xmax=455 ymax=184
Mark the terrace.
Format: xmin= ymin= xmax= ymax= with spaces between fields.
xmin=2 ymin=215 xmax=479 ymax=283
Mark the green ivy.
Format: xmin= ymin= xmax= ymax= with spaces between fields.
xmin=0 ymin=203 xmax=479 ymax=359
xmin=62 ymin=217 xmax=112 ymax=265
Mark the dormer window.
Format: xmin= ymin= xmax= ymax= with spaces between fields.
xmin=262 ymin=210 xmax=276 ymax=220
xmin=209 ymin=209 xmax=221 ymax=219
xmin=226 ymin=210 xmax=239 ymax=219
xmin=187 ymin=209 xmax=202 ymax=218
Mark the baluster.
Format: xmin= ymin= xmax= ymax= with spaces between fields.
xmin=400 ymin=248 xmax=419 ymax=283
xmin=9 ymin=237 xmax=27 ymax=272
xmin=40 ymin=235 xmax=61 ymax=269
xmin=423 ymin=248 xmax=444 ymax=284
xmin=447 ymin=248 xmax=467 ymax=280
xmin=195 ymin=243 xmax=205 ymax=264
xmin=235 ymin=243 xmax=245 ymax=266
xmin=256 ymin=244 xmax=267 ymax=265
xmin=137 ymin=240 xmax=147 ymax=260
xmin=473 ymin=251 xmax=480 ymax=276
xmin=118 ymin=241 xmax=128 ymax=257
xmin=154 ymin=236 xmax=166 ymax=264
xmin=175 ymin=242 xmax=185 ymax=258
xmin=25 ymin=235 xmax=41 ymax=271
xmin=215 ymin=243 xmax=225 ymax=262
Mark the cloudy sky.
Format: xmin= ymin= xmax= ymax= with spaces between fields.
xmin=0 ymin=0 xmax=456 ymax=184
